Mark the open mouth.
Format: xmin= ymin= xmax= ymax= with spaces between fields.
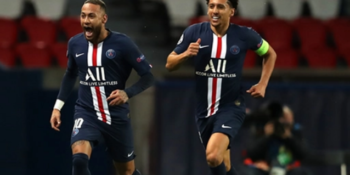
xmin=212 ymin=16 xmax=220 ymax=22
xmin=84 ymin=26 xmax=93 ymax=37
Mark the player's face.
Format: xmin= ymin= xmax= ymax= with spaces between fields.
xmin=207 ymin=0 xmax=234 ymax=27
xmin=80 ymin=3 xmax=107 ymax=42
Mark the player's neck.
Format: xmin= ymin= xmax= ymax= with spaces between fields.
xmin=94 ymin=28 xmax=109 ymax=45
xmin=211 ymin=22 xmax=230 ymax=37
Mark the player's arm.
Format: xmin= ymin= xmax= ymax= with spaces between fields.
xmin=50 ymin=39 xmax=78 ymax=131
xmin=166 ymin=27 xmax=200 ymax=72
xmin=255 ymin=40 xmax=276 ymax=87
xmin=107 ymin=37 xmax=155 ymax=106
xmin=246 ymin=28 xmax=277 ymax=98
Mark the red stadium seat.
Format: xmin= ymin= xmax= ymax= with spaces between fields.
xmin=20 ymin=16 xmax=57 ymax=48
xmin=274 ymin=48 xmax=299 ymax=69
xmin=292 ymin=17 xmax=328 ymax=53
xmin=244 ymin=50 xmax=256 ymax=68
xmin=326 ymin=18 xmax=350 ymax=57
xmin=51 ymin=43 xmax=68 ymax=68
xmin=16 ymin=43 xmax=52 ymax=68
xmin=0 ymin=49 xmax=16 ymax=67
xmin=0 ymin=18 xmax=18 ymax=49
xmin=342 ymin=52 xmax=350 ymax=67
xmin=303 ymin=47 xmax=337 ymax=68
xmin=60 ymin=17 xmax=82 ymax=39
xmin=256 ymin=17 xmax=293 ymax=50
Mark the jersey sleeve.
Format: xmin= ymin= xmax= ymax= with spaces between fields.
xmin=246 ymin=27 xmax=270 ymax=56
xmin=56 ymin=38 xmax=78 ymax=102
xmin=173 ymin=25 xmax=195 ymax=54
xmin=122 ymin=37 xmax=152 ymax=76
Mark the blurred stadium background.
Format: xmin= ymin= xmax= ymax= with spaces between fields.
xmin=1 ymin=0 xmax=350 ymax=175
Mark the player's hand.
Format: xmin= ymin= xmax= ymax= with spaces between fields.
xmin=184 ymin=38 xmax=201 ymax=58
xmin=246 ymin=83 xmax=266 ymax=98
xmin=50 ymin=109 xmax=61 ymax=131
xmin=107 ymin=90 xmax=129 ymax=106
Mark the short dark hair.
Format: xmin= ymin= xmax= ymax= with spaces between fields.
xmin=206 ymin=0 xmax=238 ymax=9
xmin=84 ymin=0 xmax=107 ymax=13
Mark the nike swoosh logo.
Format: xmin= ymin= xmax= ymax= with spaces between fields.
xmin=127 ymin=151 xmax=134 ymax=157
xmin=222 ymin=124 xmax=232 ymax=129
xmin=76 ymin=53 xmax=84 ymax=57
xmin=199 ymin=45 xmax=209 ymax=49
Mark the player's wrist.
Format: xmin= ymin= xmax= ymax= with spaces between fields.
xmin=53 ymin=99 xmax=65 ymax=111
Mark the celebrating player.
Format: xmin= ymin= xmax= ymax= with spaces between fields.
xmin=49 ymin=0 xmax=154 ymax=175
xmin=166 ymin=0 xmax=277 ymax=174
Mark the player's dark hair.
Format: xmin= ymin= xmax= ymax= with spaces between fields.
xmin=84 ymin=0 xmax=107 ymax=13
xmin=206 ymin=0 xmax=238 ymax=9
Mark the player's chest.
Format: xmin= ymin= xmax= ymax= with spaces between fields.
xmin=73 ymin=42 xmax=123 ymax=68
xmin=197 ymin=34 xmax=247 ymax=60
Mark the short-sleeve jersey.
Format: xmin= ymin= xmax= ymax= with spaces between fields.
xmin=174 ymin=22 xmax=267 ymax=118
xmin=66 ymin=30 xmax=152 ymax=124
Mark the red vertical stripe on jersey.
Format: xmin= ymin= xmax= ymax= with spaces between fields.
xmin=92 ymin=44 xmax=107 ymax=123
xmin=210 ymin=37 xmax=222 ymax=116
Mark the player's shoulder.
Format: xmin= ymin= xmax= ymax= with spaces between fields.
xmin=229 ymin=23 xmax=258 ymax=34
xmin=68 ymin=33 xmax=85 ymax=47
xmin=184 ymin=22 xmax=210 ymax=33
xmin=109 ymin=31 xmax=133 ymax=43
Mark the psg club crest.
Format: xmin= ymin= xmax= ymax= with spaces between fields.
xmin=230 ymin=45 xmax=240 ymax=55
xmin=72 ymin=128 xmax=79 ymax=137
xmin=106 ymin=49 xmax=116 ymax=59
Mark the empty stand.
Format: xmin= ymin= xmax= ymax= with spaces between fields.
xmin=230 ymin=17 xmax=258 ymax=30
xmin=0 ymin=18 xmax=18 ymax=49
xmin=31 ymin=0 xmax=67 ymax=20
xmin=20 ymin=16 xmax=57 ymax=48
xmin=308 ymin=0 xmax=340 ymax=20
xmin=16 ymin=43 xmax=52 ymax=68
xmin=303 ymin=48 xmax=337 ymax=68
xmin=0 ymin=0 xmax=23 ymax=19
xmin=238 ymin=0 xmax=267 ymax=20
xmin=0 ymin=49 xmax=16 ymax=68
xmin=292 ymin=17 xmax=328 ymax=53
xmin=51 ymin=43 xmax=68 ymax=68
xmin=274 ymin=48 xmax=299 ymax=68
xmin=257 ymin=17 xmax=293 ymax=50
xmin=243 ymin=50 xmax=257 ymax=68
xmin=60 ymin=17 xmax=82 ymax=39
xmin=164 ymin=0 xmax=197 ymax=27
xmin=326 ymin=18 xmax=350 ymax=57
xmin=270 ymin=0 xmax=303 ymax=20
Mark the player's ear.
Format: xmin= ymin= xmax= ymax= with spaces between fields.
xmin=103 ymin=14 xmax=108 ymax=24
xmin=231 ymin=8 xmax=235 ymax=17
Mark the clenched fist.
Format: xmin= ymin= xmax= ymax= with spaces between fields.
xmin=184 ymin=38 xmax=201 ymax=58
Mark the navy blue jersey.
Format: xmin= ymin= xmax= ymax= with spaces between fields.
xmin=174 ymin=22 xmax=265 ymax=118
xmin=66 ymin=30 xmax=152 ymax=124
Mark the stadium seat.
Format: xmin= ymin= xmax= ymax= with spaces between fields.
xmin=257 ymin=17 xmax=293 ymax=50
xmin=308 ymin=0 xmax=341 ymax=20
xmin=16 ymin=43 xmax=52 ymax=68
xmin=31 ymin=0 xmax=67 ymax=20
xmin=60 ymin=17 xmax=82 ymax=39
xmin=270 ymin=0 xmax=303 ymax=20
xmin=243 ymin=50 xmax=257 ymax=68
xmin=342 ymin=52 xmax=350 ymax=67
xmin=164 ymin=0 xmax=197 ymax=27
xmin=303 ymin=48 xmax=337 ymax=68
xmin=326 ymin=18 xmax=350 ymax=57
xmin=0 ymin=18 xmax=18 ymax=49
xmin=230 ymin=17 xmax=258 ymax=31
xmin=20 ymin=16 xmax=57 ymax=48
xmin=51 ymin=43 xmax=68 ymax=68
xmin=237 ymin=0 xmax=267 ymax=20
xmin=274 ymin=48 xmax=299 ymax=69
xmin=0 ymin=49 xmax=16 ymax=68
xmin=0 ymin=0 xmax=23 ymax=19
xmin=292 ymin=17 xmax=328 ymax=53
